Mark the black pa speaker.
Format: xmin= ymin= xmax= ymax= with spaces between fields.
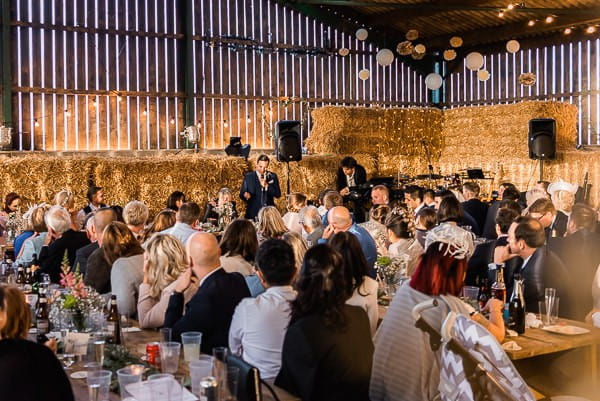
xmin=274 ymin=120 xmax=302 ymax=162
xmin=529 ymin=118 xmax=556 ymax=160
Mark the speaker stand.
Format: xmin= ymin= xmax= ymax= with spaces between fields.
xmin=285 ymin=161 xmax=291 ymax=196
xmin=539 ymin=159 xmax=544 ymax=182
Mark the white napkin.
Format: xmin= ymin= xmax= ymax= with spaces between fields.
xmin=592 ymin=312 xmax=600 ymax=328
xmin=501 ymin=341 xmax=522 ymax=351
xmin=525 ymin=312 xmax=543 ymax=328
xmin=64 ymin=332 xmax=90 ymax=355
xmin=126 ymin=378 xmax=197 ymax=401
xmin=505 ymin=329 xmax=518 ymax=337
xmin=122 ymin=327 xmax=142 ymax=333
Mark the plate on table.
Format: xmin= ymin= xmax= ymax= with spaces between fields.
xmin=542 ymin=325 xmax=590 ymax=335
xmin=70 ymin=371 xmax=87 ymax=379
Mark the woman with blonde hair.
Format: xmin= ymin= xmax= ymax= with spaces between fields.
xmin=0 ymin=285 xmax=74 ymax=401
xmin=137 ymin=234 xmax=197 ymax=328
xmin=282 ymin=231 xmax=308 ymax=274
xmin=54 ymin=190 xmax=80 ymax=230
xmin=143 ymin=209 xmax=177 ymax=242
xmin=256 ymin=206 xmax=288 ymax=244
xmin=282 ymin=193 xmax=307 ymax=234
xmin=104 ymin=221 xmax=145 ymax=317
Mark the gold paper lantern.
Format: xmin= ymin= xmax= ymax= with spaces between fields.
xmin=414 ymin=44 xmax=426 ymax=54
xmin=406 ymin=29 xmax=419 ymax=41
xmin=477 ymin=69 xmax=491 ymax=81
xmin=338 ymin=48 xmax=350 ymax=56
xmin=518 ymin=72 xmax=536 ymax=86
xmin=443 ymin=49 xmax=457 ymax=61
xmin=450 ymin=36 xmax=463 ymax=48
xmin=396 ymin=41 xmax=414 ymax=56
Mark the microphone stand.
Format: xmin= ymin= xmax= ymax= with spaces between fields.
xmin=421 ymin=139 xmax=435 ymax=184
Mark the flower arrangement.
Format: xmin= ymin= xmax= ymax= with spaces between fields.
xmin=376 ymin=255 xmax=410 ymax=299
xmin=6 ymin=211 xmax=24 ymax=242
xmin=214 ymin=201 xmax=235 ymax=228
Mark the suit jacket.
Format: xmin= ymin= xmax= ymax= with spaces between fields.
xmin=73 ymin=241 xmax=99 ymax=276
xmin=482 ymin=201 xmax=501 ymax=240
xmin=240 ymin=171 xmax=281 ymax=220
xmin=39 ymin=229 xmax=91 ymax=283
xmin=520 ymin=247 xmax=575 ymax=318
xmin=336 ymin=165 xmax=367 ymax=191
xmin=466 ymin=236 xmax=523 ymax=293
xmin=83 ymin=247 xmax=112 ymax=294
xmin=548 ymin=229 xmax=600 ymax=320
xmin=462 ymin=199 xmax=488 ymax=234
xmin=545 ymin=211 xmax=568 ymax=239
xmin=305 ymin=226 xmax=324 ymax=248
xmin=275 ymin=305 xmax=373 ymax=401
xmin=164 ymin=268 xmax=250 ymax=353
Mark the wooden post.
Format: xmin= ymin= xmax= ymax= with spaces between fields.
xmin=183 ymin=0 xmax=194 ymax=129
xmin=0 ymin=0 xmax=12 ymax=127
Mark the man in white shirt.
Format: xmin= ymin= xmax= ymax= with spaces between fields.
xmin=229 ymin=239 xmax=297 ymax=380
xmin=160 ymin=202 xmax=200 ymax=245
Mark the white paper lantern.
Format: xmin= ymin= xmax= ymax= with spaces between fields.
xmin=414 ymin=44 xmax=426 ymax=54
xmin=356 ymin=28 xmax=368 ymax=41
xmin=465 ymin=52 xmax=484 ymax=71
xmin=506 ymin=40 xmax=520 ymax=54
xmin=358 ymin=69 xmax=370 ymax=80
xmin=425 ymin=73 xmax=443 ymax=90
xmin=477 ymin=69 xmax=491 ymax=81
xmin=338 ymin=48 xmax=350 ymax=56
xmin=376 ymin=48 xmax=394 ymax=66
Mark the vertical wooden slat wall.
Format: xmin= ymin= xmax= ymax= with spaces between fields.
xmin=7 ymin=0 xmax=423 ymax=151
xmin=446 ymin=38 xmax=600 ymax=146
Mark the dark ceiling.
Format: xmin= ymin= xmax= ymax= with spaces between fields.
xmin=285 ymin=0 xmax=600 ymax=55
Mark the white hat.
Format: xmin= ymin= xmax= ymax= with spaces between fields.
xmin=425 ymin=223 xmax=474 ymax=260
xmin=547 ymin=180 xmax=578 ymax=196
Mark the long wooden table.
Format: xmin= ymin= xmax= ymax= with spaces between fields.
xmin=68 ymin=326 xmax=299 ymax=401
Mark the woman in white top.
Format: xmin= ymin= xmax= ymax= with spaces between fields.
xmin=329 ymin=231 xmax=378 ymax=335
xmin=386 ymin=211 xmax=423 ymax=277
xmin=219 ymin=219 xmax=258 ymax=276
xmin=282 ymin=193 xmax=307 ymax=234
xmin=137 ymin=234 xmax=197 ymax=329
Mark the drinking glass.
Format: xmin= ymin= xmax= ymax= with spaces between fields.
xmin=87 ymin=333 xmax=105 ymax=367
xmin=159 ymin=342 xmax=181 ymax=374
xmin=148 ymin=373 xmax=175 ymax=381
xmin=551 ymin=297 xmax=560 ymax=324
xmin=117 ymin=364 xmax=145 ymax=400
xmin=87 ymin=370 xmax=112 ymax=401
xmin=181 ymin=332 xmax=202 ymax=362
xmin=545 ymin=288 xmax=556 ymax=326
xmin=189 ymin=356 xmax=214 ymax=396
xmin=159 ymin=327 xmax=172 ymax=343
xmin=224 ymin=366 xmax=240 ymax=401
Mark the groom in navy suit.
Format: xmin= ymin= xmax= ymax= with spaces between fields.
xmin=240 ymin=154 xmax=281 ymax=220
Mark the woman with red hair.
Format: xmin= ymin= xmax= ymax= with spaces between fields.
xmin=370 ymin=223 xmax=505 ymax=401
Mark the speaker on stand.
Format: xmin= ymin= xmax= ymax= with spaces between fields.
xmin=528 ymin=118 xmax=556 ymax=181
xmin=274 ymin=120 xmax=302 ymax=195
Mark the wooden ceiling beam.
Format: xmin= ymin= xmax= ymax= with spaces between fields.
xmin=425 ymin=13 xmax=600 ymax=50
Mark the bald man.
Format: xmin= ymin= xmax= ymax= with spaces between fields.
xmin=163 ymin=233 xmax=250 ymax=350
xmin=321 ymin=206 xmax=378 ymax=278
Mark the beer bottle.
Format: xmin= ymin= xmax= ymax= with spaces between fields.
xmin=36 ymin=294 xmax=50 ymax=335
xmin=15 ymin=265 xmax=25 ymax=289
xmin=478 ymin=278 xmax=489 ymax=311
xmin=24 ymin=266 xmax=33 ymax=292
xmin=106 ymin=295 xmax=121 ymax=345
xmin=508 ymin=273 xmax=526 ymax=334
xmin=491 ymin=265 xmax=506 ymax=304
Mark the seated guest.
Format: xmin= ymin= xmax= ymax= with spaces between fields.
xmin=0 ymin=285 xmax=75 ymax=401
xmin=482 ymin=185 xmax=520 ymax=239
xmin=548 ymin=203 xmax=600 ymax=320
xmin=53 ymin=190 xmax=79 ymax=230
xmin=219 ymin=219 xmax=258 ymax=276
xmin=39 ymin=206 xmax=90 ymax=283
xmin=404 ymin=185 xmax=425 ymax=216
xmin=423 ymin=189 xmax=436 ymax=208
xmin=164 ymin=233 xmax=250 ymax=350
xmin=528 ymin=197 xmax=568 ymax=239
xmin=298 ymin=205 xmax=324 ymax=247
xmin=76 ymin=186 xmax=106 ymax=229
xmin=203 ymin=187 xmax=238 ymax=226
xmin=282 ymin=192 xmax=307 ymax=234
xmin=461 ymin=182 xmax=488 ymax=232
xmin=137 ymin=234 xmax=197 ymax=329
xmin=370 ymin=185 xmax=390 ymax=206
xmin=385 ymin=212 xmax=423 ymax=276
xmin=282 ymin=231 xmax=308 ymax=274
xmin=370 ymin=224 xmax=504 ymax=401
xmin=0 ymin=192 xmax=21 ymax=244
xmin=548 ymin=180 xmax=578 ymax=217
xmin=276 ymin=244 xmax=373 ymax=401
xmin=322 ymin=206 xmax=377 ymax=278
xmin=495 ymin=216 xmax=574 ymax=317
xmin=72 ymin=215 xmax=96 ymax=275
xmin=321 ymin=190 xmax=344 ymax=226
xmin=535 ymin=180 xmax=550 ymax=194
xmin=229 ymin=239 xmax=297 ymax=380
xmin=13 ymin=206 xmax=35 ymax=257
xmin=329 ymin=232 xmax=378 ymax=336
xmin=83 ymin=208 xmax=117 ymax=293
xmin=316 ymin=188 xmax=333 ymax=217
xmin=359 ymin=204 xmax=390 ymax=253
xmin=123 ymin=200 xmax=149 ymax=242
xmin=415 ymin=207 xmax=437 ymax=248
xmin=336 ymin=156 xmax=367 ymax=196
xmin=143 ymin=209 xmax=176 ymax=242
xmin=437 ymin=194 xmax=479 ymax=236
xmin=104 ymin=222 xmax=144 ymax=317
xmin=466 ymin=208 xmax=521 ymax=289
xmin=523 ymin=187 xmax=549 ymax=213
xmin=16 ymin=204 xmax=49 ymax=265
xmin=256 ymin=206 xmax=288 ymax=244
xmin=160 ymin=202 xmax=200 ymax=246
xmin=166 ymin=191 xmax=186 ymax=212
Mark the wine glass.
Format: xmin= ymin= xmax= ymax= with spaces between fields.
xmin=60 ymin=353 xmax=76 ymax=369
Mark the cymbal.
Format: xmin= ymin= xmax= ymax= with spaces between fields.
xmin=415 ymin=174 xmax=444 ymax=180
